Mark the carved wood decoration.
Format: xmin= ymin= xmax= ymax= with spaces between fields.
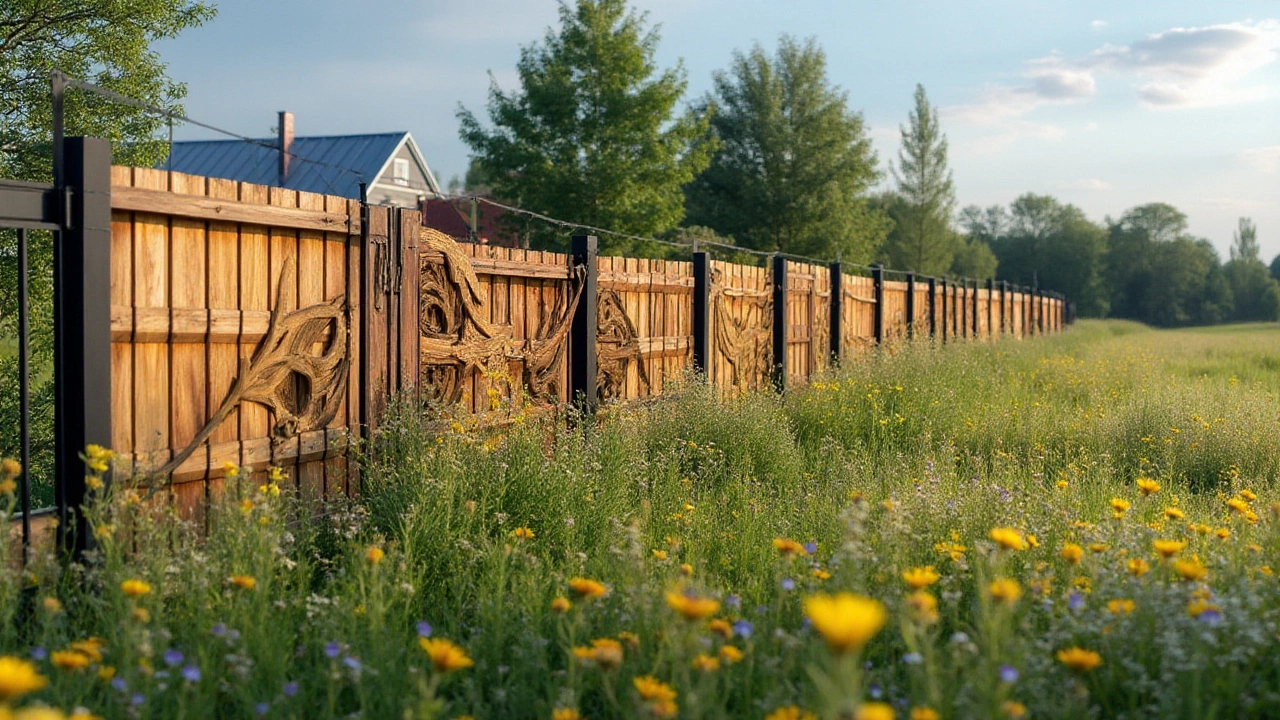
xmin=710 ymin=268 xmax=772 ymax=390
xmin=596 ymin=289 xmax=649 ymax=401
xmin=157 ymin=257 xmax=349 ymax=477
xmin=417 ymin=228 xmax=581 ymax=405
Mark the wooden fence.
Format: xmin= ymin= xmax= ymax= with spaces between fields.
xmin=96 ymin=166 xmax=1067 ymax=505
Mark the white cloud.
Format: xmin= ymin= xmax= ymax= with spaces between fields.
xmin=1090 ymin=20 xmax=1107 ymax=31
xmin=947 ymin=19 xmax=1280 ymax=126
xmin=1243 ymin=146 xmax=1280 ymax=174
xmin=1061 ymin=178 xmax=1112 ymax=191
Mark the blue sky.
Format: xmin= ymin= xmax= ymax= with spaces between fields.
xmin=156 ymin=1 xmax=1280 ymax=259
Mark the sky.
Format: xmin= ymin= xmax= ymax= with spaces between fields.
xmin=155 ymin=0 xmax=1280 ymax=260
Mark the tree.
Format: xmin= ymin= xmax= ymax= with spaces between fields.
xmin=882 ymin=84 xmax=955 ymax=275
xmin=1 ymin=0 xmax=214 ymax=505
xmin=950 ymin=235 xmax=997 ymax=280
xmin=457 ymin=0 xmax=713 ymax=254
xmin=1224 ymin=218 xmax=1280 ymax=322
xmin=684 ymin=35 xmax=889 ymax=261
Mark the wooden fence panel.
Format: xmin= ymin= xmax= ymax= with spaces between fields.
xmin=109 ymin=168 xmax=359 ymax=509
xmin=596 ymin=255 xmax=694 ymax=402
xmin=707 ymin=260 xmax=770 ymax=395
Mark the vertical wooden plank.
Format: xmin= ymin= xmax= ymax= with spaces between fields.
xmin=205 ymin=177 xmax=241 ymax=498
xmin=399 ymin=210 xmax=420 ymax=400
xmin=237 ymin=182 xmax=270 ymax=476
xmin=296 ymin=191 xmax=327 ymax=503
xmin=130 ymin=168 xmax=170 ymax=476
xmin=322 ymin=195 xmax=350 ymax=499
xmin=109 ymin=168 xmax=134 ymax=471
xmin=267 ymin=187 xmax=300 ymax=488
xmin=344 ymin=198 xmax=361 ymax=497
xmin=167 ymin=172 xmax=208 ymax=514
xmin=363 ymin=207 xmax=390 ymax=433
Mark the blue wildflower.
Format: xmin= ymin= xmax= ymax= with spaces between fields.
xmin=181 ymin=665 xmax=202 ymax=683
xmin=283 ymin=681 xmax=299 ymax=697
xmin=1068 ymin=592 xmax=1085 ymax=611
xmin=342 ymin=656 xmax=362 ymax=672
xmin=999 ymin=665 xmax=1019 ymax=684
xmin=211 ymin=623 xmax=228 ymax=637
xmin=30 ymin=647 xmax=47 ymax=661
xmin=803 ymin=542 xmax=818 ymax=555
xmin=416 ymin=621 xmax=433 ymax=638
xmin=732 ymin=620 xmax=754 ymax=638
xmin=781 ymin=578 xmax=796 ymax=591
xmin=163 ymin=649 xmax=184 ymax=667
xmin=256 ymin=702 xmax=270 ymax=716
xmin=324 ymin=642 xmax=341 ymax=659
xmin=902 ymin=652 xmax=923 ymax=665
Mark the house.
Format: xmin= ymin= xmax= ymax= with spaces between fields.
xmin=421 ymin=196 xmax=523 ymax=248
xmin=163 ymin=112 xmax=441 ymax=207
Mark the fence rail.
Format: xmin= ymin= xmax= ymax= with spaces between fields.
xmin=5 ymin=154 xmax=1069 ymax=552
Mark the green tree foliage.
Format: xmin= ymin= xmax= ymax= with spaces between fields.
xmin=1224 ymin=218 xmax=1280 ymax=322
xmin=950 ymin=235 xmax=998 ymax=280
xmin=684 ymin=35 xmax=889 ymax=261
xmin=457 ymin=0 xmax=713 ymax=254
xmin=967 ymin=195 xmax=1109 ymax=317
xmin=1106 ymin=204 xmax=1232 ymax=326
xmin=1 ymin=0 xmax=213 ymax=506
xmin=882 ymin=84 xmax=955 ymax=275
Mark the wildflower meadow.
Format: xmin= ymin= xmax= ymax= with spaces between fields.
xmin=4 ymin=320 xmax=1280 ymax=719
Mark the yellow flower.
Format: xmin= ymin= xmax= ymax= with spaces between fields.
xmin=690 ymin=654 xmax=720 ymax=672
xmin=679 ymin=563 xmax=694 ymax=576
xmin=773 ymin=538 xmax=808 ymax=557
xmin=239 ymin=498 xmax=254 ymax=514
xmin=1174 ymin=557 xmax=1208 ymax=582
xmin=1187 ymin=599 xmax=1221 ymax=618
xmin=97 ymin=664 xmax=116 ymax=681
xmin=418 ymin=638 xmax=473 ymax=673
xmin=1056 ymin=480 xmax=1069 ymax=489
xmin=1153 ymin=539 xmax=1186 ymax=559
xmin=901 ymin=566 xmax=940 ymax=590
xmin=0 ymin=458 xmax=22 ymax=479
xmin=230 ymin=575 xmax=257 ymax=590
xmin=568 ymin=578 xmax=607 ymax=600
xmin=512 ymin=527 xmax=535 ymax=540
xmin=988 ymin=578 xmax=1022 ymax=605
xmin=552 ymin=709 xmax=583 ymax=720
xmin=1226 ymin=497 xmax=1251 ymax=514
xmin=1026 ymin=534 xmax=1039 ymax=548
xmin=1136 ymin=477 xmax=1160 ymax=496
xmin=906 ymin=591 xmax=939 ymax=624
xmin=551 ymin=597 xmax=572 ymax=613
xmin=0 ymin=655 xmax=49 ymax=701
xmin=765 ymin=707 xmax=816 ymax=720
xmin=633 ymin=675 xmax=677 ymax=702
xmin=83 ymin=444 xmax=114 ymax=473
xmin=222 ymin=461 xmax=240 ymax=479
xmin=812 ymin=568 xmax=831 ymax=580
xmin=1001 ymin=700 xmax=1028 ymax=719
xmin=589 ymin=638 xmax=623 ymax=669
xmin=0 ymin=478 xmax=15 ymax=495
xmin=666 ymin=591 xmax=720 ymax=621
xmin=1107 ymin=598 xmax=1135 ymax=615
xmin=1164 ymin=507 xmax=1185 ymax=520
xmin=707 ymin=619 xmax=733 ymax=639
xmin=1060 ymin=543 xmax=1084 ymax=564
xmin=618 ymin=631 xmax=640 ymax=649
xmin=366 ymin=546 xmax=385 ymax=565
xmin=52 ymin=650 xmax=91 ymax=671
xmin=120 ymin=579 xmax=151 ymax=598
xmin=1127 ymin=558 xmax=1151 ymax=577
xmin=1215 ymin=527 xmax=1230 ymax=541
xmin=989 ymin=527 xmax=1027 ymax=551
xmin=1088 ymin=543 xmax=1108 ymax=554
xmin=1240 ymin=489 xmax=1257 ymax=501
xmin=26 ymin=709 xmax=76 ymax=720
xmin=70 ymin=639 xmax=104 ymax=663
xmin=1110 ymin=497 xmax=1130 ymax=519
xmin=42 ymin=596 xmax=63 ymax=614
xmin=718 ymin=645 xmax=744 ymax=664
xmin=854 ymin=703 xmax=895 ymax=720
xmin=652 ymin=549 xmax=668 ymax=560
xmin=1057 ymin=646 xmax=1103 ymax=672
xmin=911 ymin=708 xmax=941 ymax=720
xmin=802 ymin=593 xmax=886 ymax=654
xmin=130 ymin=607 xmax=150 ymax=624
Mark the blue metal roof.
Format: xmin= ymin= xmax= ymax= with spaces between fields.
xmin=163 ymin=133 xmax=407 ymax=199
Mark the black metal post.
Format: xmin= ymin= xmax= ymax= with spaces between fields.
xmin=1000 ymin=280 xmax=1008 ymax=335
xmin=692 ymin=251 xmax=711 ymax=376
xmin=872 ymin=265 xmax=884 ymax=345
xmin=959 ymin=279 xmax=968 ymax=339
xmin=939 ymin=279 xmax=948 ymax=344
xmin=905 ymin=272 xmax=916 ymax=340
xmin=771 ymin=255 xmax=787 ymax=392
xmin=55 ymin=137 xmax=113 ymax=557
xmin=971 ymin=278 xmax=979 ymax=338
xmin=570 ymin=235 xmax=598 ymax=413
xmin=18 ymin=228 xmax=30 ymax=561
xmin=829 ymin=262 xmax=843 ymax=365
xmin=927 ymin=277 xmax=937 ymax=339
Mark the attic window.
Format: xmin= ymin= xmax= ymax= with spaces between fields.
xmin=393 ymin=158 xmax=410 ymax=186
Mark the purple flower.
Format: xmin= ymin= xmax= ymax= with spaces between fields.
xmin=342 ymin=656 xmax=363 ymax=672
xmin=282 ymin=681 xmax=299 ymax=697
xmin=111 ymin=677 xmax=128 ymax=692
xmin=869 ymin=684 xmax=883 ymax=699
xmin=181 ymin=665 xmax=202 ymax=683
xmin=130 ymin=694 xmax=145 ymax=707
xmin=803 ymin=542 xmax=818 ymax=555
xmin=781 ymin=578 xmax=796 ymax=591
xmin=163 ymin=649 xmax=184 ymax=667
xmin=1068 ymin=592 xmax=1085 ymax=611
xmin=902 ymin=652 xmax=923 ymax=665
xmin=416 ymin=621 xmax=433 ymax=638
xmin=30 ymin=647 xmax=47 ymax=661
xmin=999 ymin=665 xmax=1019 ymax=684
xmin=255 ymin=702 xmax=270 ymax=716
xmin=211 ymin=623 xmax=228 ymax=637
xmin=732 ymin=620 xmax=754 ymax=639
xmin=324 ymin=642 xmax=341 ymax=659
xmin=725 ymin=594 xmax=742 ymax=609
xmin=1198 ymin=608 xmax=1223 ymax=626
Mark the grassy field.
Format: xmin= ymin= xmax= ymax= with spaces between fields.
xmin=3 ymin=320 xmax=1280 ymax=720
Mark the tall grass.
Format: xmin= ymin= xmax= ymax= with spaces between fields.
xmin=3 ymin=320 xmax=1280 ymax=719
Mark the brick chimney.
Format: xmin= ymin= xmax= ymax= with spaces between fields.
xmin=278 ymin=111 xmax=294 ymax=185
